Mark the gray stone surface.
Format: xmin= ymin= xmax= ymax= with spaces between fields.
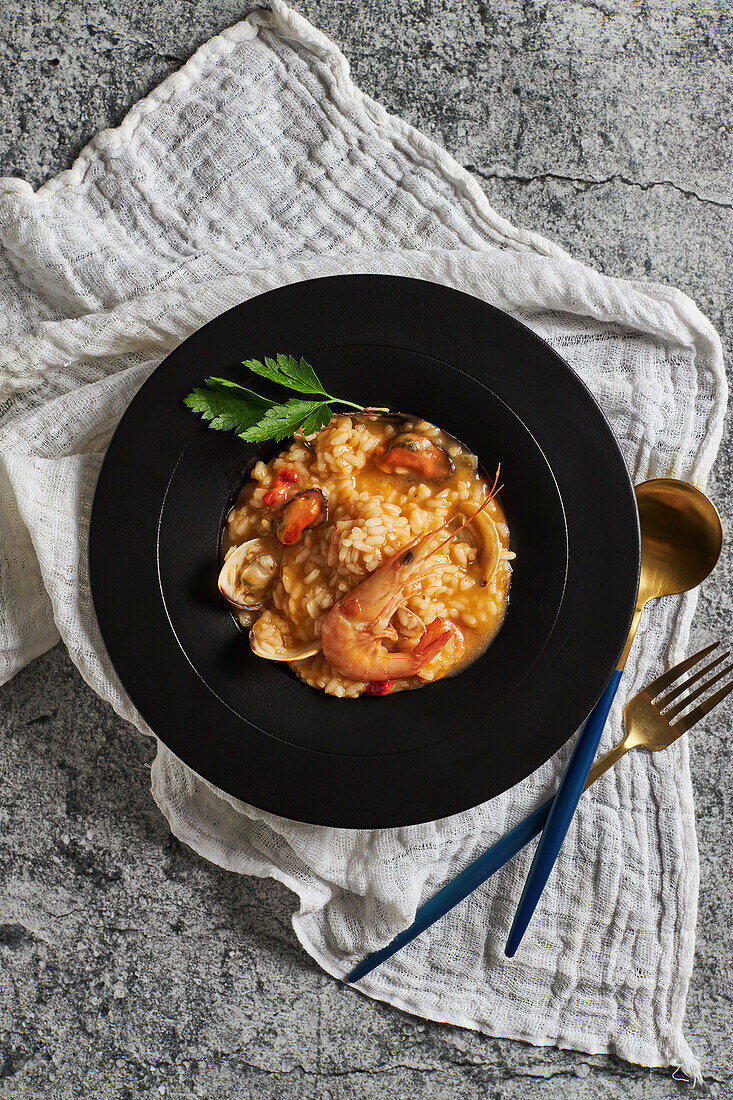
xmin=1 ymin=1 xmax=732 ymax=1096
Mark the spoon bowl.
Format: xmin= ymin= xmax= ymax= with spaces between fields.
xmin=616 ymin=478 xmax=722 ymax=670
xmin=636 ymin=478 xmax=723 ymax=604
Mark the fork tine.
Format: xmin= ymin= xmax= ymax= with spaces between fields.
xmin=665 ymin=662 xmax=733 ymax=720
xmin=658 ymin=651 xmax=731 ymax=706
xmin=675 ymin=678 xmax=733 ymax=734
xmin=642 ymin=641 xmax=719 ymax=697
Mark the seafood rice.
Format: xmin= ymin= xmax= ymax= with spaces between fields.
xmin=221 ymin=413 xmax=514 ymax=698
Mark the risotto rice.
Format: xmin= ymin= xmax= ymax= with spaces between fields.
xmin=221 ymin=413 xmax=513 ymax=697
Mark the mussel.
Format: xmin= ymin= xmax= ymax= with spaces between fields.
xmin=373 ymin=432 xmax=455 ymax=482
xmin=275 ymin=488 xmax=328 ymax=546
xmin=218 ymin=538 xmax=280 ymax=610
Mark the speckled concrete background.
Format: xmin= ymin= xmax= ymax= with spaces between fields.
xmin=1 ymin=2 xmax=732 ymax=1097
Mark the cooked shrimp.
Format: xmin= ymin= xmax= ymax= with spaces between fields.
xmin=320 ymin=470 xmax=501 ymax=684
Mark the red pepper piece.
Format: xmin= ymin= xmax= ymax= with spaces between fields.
xmin=263 ymin=467 xmax=298 ymax=508
xmin=365 ymin=679 xmax=395 ymax=696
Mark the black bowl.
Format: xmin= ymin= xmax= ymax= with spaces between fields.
xmin=89 ymin=275 xmax=639 ymax=827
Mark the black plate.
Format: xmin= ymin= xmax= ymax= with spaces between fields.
xmin=89 ymin=275 xmax=639 ymax=827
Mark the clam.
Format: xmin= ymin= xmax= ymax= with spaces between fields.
xmin=249 ymin=612 xmax=321 ymax=662
xmin=218 ymin=538 xmax=280 ymax=610
xmin=373 ymin=432 xmax=455 ymax=482
xmin=249 ymin=633 xmax=322 ymax=662
xmin=274 ymin=488 xmax=328 ymax=546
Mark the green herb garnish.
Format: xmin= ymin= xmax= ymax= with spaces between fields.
xmin=183 ymin=377 xmax=272 ymax=434
xmin=184 ymin=355 xmax=363 ymax=443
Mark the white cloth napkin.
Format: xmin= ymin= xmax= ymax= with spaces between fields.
xmin=0 ymin=1 xmax=725 ymax=1078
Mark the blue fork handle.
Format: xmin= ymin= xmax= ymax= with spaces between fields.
xmin=346 ymin=793 xmax=555 ymax=984
xmin=504 ymin=668 xmax=623 ymax=958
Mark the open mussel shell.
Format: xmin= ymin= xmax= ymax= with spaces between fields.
xmin=359 ymin=407 xmax=413 ymax=422
xmin=338 ymin=410 xmax=476 ymax=468
xmin=373 ymin=431 xmax=455 ymax=482
xmin=354 ymin=409 xmax=483 ymax=479
xmin=218 ymin=537 xmax=280 ymax=610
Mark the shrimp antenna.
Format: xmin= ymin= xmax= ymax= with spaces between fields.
xmin=427 ymin=464 xmax=503 ymax=560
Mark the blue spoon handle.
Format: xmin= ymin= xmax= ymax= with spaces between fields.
xmin=504 ymin=668 xmax=623 ymax=958
xmin=346 ymin=793 xmax=555 ymax=984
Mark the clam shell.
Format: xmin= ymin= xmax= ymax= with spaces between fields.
xmin=249 ymin=634 xmax=321 ymax=662
xmin=218 ymin=538 xmax=279 ymax=610
xmin=460 ymin=503 xmax=501 ymax=584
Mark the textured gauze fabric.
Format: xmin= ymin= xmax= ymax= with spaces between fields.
xmin=0 ymin=1 xmax=726 ymax=1078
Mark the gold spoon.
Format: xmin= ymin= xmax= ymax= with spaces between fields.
xmin=505 ymin=476 xmax=723 ymax=956
xmin=617 ymin=477 xmax=723 ymax=666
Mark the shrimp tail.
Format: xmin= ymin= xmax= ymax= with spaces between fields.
xmin=413 ymin=617 xmax=454 ymax=662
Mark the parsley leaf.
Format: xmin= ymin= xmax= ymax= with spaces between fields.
xmin=243 ymin=354 xmax=328 ymax=397
xmin=240 ymin=398 xmax=327 ymax=443
xmin=300 ymin=402 xmax=334 ymax=436
xmin=184 ymin=354 xmax=363 ymax=443
xmin=183 ymin=377 xmax=272 ymax=433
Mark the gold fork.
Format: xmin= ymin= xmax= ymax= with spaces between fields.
xmin=347 ymin=640 xmax=733 ymax=983
xmin=584 ymin=640 xmax=733 ymax=788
